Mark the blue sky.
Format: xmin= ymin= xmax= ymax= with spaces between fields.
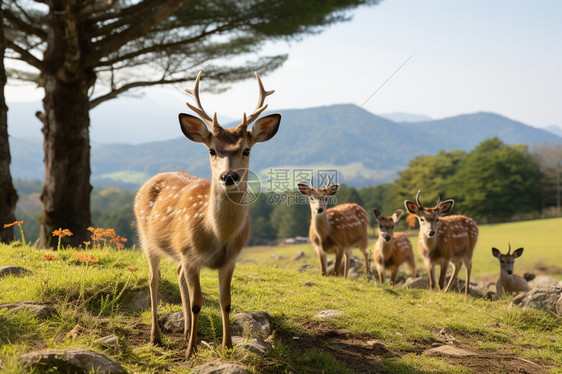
xmin=6 ymin=0 xmax=562 ymax=131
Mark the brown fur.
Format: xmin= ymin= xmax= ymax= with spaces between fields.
xmin=405 ymin=193 xmax=478 ymax=294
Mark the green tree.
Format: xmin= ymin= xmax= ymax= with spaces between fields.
xmin=332 ymin=184 xmax=363 ymax=207
xmin=0 ymin=5 xmax=18 ymax=243
xmin=449 ymin=138 xmax=541 ymax=221
xmin=248 ymin=193 xmax=275 ymax=244
xmin=270 ymin=193 xmax=309 ymax=239
xmin=358 ymin=183 xmax=393 ymax=226
xmin=391 ymin=149 xmax=466 ymax=209
xmin=4 ymin=0 xmax=380 ymax=247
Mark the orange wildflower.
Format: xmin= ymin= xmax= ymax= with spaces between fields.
xmin=52 ymin=228 xmax=73 ymax=237
xmin=43 ymin=253 xmax=56 ymax=261
xmin=3 ymin=220 xmax=23 ymax=228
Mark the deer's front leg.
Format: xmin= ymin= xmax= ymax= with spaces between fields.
xmin=425 ymin=258 xmax=436 ymax=290
xmin=315 ymin=246 xmax=328 ymax=276
xmin=438 ymin=259 xmax=449 ymax=290
xmin=218 ymin=263 xmax=235 ymax=349
xmin=444 ymin=261 xmax=461 ymax=293
xmin=343 ymin=251 xmax=351 ymax=278
xmin=334 ymin=251 xmax=344 ymax=277
xmin=182 ymin=262 xmax=203 ymax=359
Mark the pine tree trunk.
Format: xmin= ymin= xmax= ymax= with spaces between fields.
xmin=0 ymin=6 xmax=19 ymax=243
xmin=39 ymin=1 xmax=93 ymax=248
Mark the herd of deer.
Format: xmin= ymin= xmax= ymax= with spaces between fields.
xmin=133 ymin=73 xmax=529 ymax=359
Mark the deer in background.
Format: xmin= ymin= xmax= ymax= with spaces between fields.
xmin=404 ymin=190 xmax=478 ymax=294
xmin=372 ymin=208 xmax=416 ymax=285
xmin=134 ymin=72 xmax=281 ymax=359
xmin=298 ymin=179 xmax=370 ymax=278
xmin=492 ymin=244 xmax=529 ymax=298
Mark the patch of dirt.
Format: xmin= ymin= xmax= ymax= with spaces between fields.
xmin=274 ymin=319 xmax=551 ymax=374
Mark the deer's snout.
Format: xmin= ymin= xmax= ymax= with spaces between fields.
xmin=507 ymin=269 xmax=513 ymax=275
xmin=316 ymin=207 xmax=324 ymax=214
xmin=220 ymin=172 xmax=240 ymax=186
xmin=384 ymin=235 xmax=391 ymax=242
xmin=427 ymin=230 xmax=435 ymax=237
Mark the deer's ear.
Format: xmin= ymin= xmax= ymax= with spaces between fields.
xmin=392 ymin=209 xmax=403 ymax=223
xmin=492 ymin=248 xmax=501 ymax=258
xmin=404 ymin=201 xmax=418 ymax=215
xmin=297 ymin=183 xmax=310 ymax=196
xmin=250 ymin=114 xmax=281 ymax=144
xmin=179 ymin=113 xmax=211 ymax=144
xmin=373 ymin=208 xmax=382 ymax=222
xmin=326 ymin=184 xmax=339 ymax=196
xmin=438 ymin=199 xmax=454 ymax=215
xmin=513 ymin=248 xmax=524 ymax=258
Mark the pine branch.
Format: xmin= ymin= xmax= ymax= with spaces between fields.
xmin=5 ymin=41 xmax=43 ymax=71
xmin=4 ymin=9 xmax=47 ymax=40
xmin=79 ymin=0 xmax=117 ymax=18
xmin=85 ymin=0 xmax=188 ymax=66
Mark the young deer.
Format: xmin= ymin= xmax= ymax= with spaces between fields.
xmin=404 ymin=190 xmax=478 ymax=294
xmin=134 ymin=72 xmax=280 ymax=359
xmin=492 ymin=244 xmax=529 ymax=298
xmin=372 ymin=208 xmax=416 ymax=285
xmin=298 ymin=179 xmax=370 ymax=278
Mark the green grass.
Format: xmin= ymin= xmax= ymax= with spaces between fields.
xmin=242 ymin=217 xmax=562 ymax=281
xmin=1 ymin=218 xmax=561 ymax=373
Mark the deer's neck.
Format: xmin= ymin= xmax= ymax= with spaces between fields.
xmin=205 ymin=181 xmax=248 ymax=242
xmin=420 ymin=232 xmax=438 ymax=250
xmin=311 ymin=212 xmax=330 ymax=240
xmin=378 ymin=237 xmax=393 ymax=257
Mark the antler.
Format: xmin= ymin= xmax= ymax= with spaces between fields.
xmin=507 ymin=242 xmax=512 ymax=255
xmin=325 ymin=175 xmax=332 ymax=188
xmin=415 ymin=190 xmax=424 ymax=208
xmin=185 ymin=72 xmax=222 ymax=131
xmin=436 ymin=193 xmax=442 ymax=205
xmin=240 ymin=72 xmax=275 ymax=129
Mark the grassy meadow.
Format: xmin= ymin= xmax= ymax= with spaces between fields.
xmin=0 ymin=218 xmax=561 ymax=373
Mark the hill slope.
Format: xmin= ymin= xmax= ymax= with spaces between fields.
xmin=9 ymin=105 xmax=562 ymax=187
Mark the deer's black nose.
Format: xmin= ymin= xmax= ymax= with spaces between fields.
xmin=428 ymin=230 xmax=435 ymax=237
xmin=316 ymin=207 xmax=324 ymax=214
xmin=221 ymin=173 xmax=239 ymax=186
xmin=507 ymin=269 xmax=513 ymax=275
xmin=385 ymin=235 xmax=391 ymax=241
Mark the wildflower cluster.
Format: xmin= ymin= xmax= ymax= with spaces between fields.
xmin=87 ymin=227 xmax=127 ymax=248
xmin=52 ymin=228 xmax=73 ymax=250
xmin=73 ymin=252 xmax=99 ymax=264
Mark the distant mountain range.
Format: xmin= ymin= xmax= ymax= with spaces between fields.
xmin=9 ymin=104 xmax=562 ymax=188
xmin=379 ymin=112 xmax=433 ymax=122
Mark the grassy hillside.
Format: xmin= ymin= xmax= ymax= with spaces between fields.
xmin=242 ymin=217 xmax=562 ymax=281
xmin=0 ymin=219 xmax=561 ymax=373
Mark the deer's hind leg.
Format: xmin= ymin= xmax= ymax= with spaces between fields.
xmin=444 ymin=261 xmax=462 ymax=293
xmin=177 ymin=264 xmax=191 ymax=341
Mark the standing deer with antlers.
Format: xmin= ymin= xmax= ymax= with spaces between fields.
xmin=404 ymin=191 xmax=478 ymax=294
xmin=492 ymin=244 xmax=529 ymax=298
xmin=134 ymin=72 xmax=281 ymax=359
xmin=298 ymin=179 xmax=370 ymax=278
xmin=372 ymin=208 xmax=416 ymax=285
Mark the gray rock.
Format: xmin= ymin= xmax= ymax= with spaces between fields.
xmin=0 ymin=302 xmax=57 ymax=318
xmin=235 ymin=337 xmax=273 ymax=355
xmin=557 ymin=294 xmax=562 ymax=317
xmin=159 ymin=311 xmax=186 ymax=333
xmin=315 ymin=309 xmax=343 ymax=319
xmin=402 ymin=276 xmax=430 ymax=289
xmin=94 ymin=334 xmax=120 ymax=347
xmin=193 ymin=361 xmax=250 ymax=374
xmin=297 ymin=264 xmax=311 ymax=273
xmin=510 ymin=286 xmax=562 ymax=313
xmin=20 ymin=348 xmax=124 ymax=373
xmin=270 ymin=254 xmax=283 ymax=260
xmin=423 ymin=345 xmax=475 ymax=357
xmin=303 ymin=281 xmax=315 ymax=287
xmin=232 ymin=311 xmax=271 ymax=339
xmin=292 ymin=251 xmax=306 ymax=260
xmin=0 ymin=266 xmax=33 ymax=278
xmin=528 ymin=275 xmax=561 ymax=289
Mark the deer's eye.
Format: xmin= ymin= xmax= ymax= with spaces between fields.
xmin=209 ymin=149 xmax=217 ymax=156
xmin=243 ymin=148 xmax=250 ymax=156
xmin=379 ymin=225 xmax=383 ymax=229
xmin=420 ymin=218 xmax=425 ymax=222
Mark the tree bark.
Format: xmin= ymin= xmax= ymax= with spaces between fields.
xmin=39 ymin=0 xmax=92 ymax=248
xmin=0 ymin=5 xmax=19 ymax=243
